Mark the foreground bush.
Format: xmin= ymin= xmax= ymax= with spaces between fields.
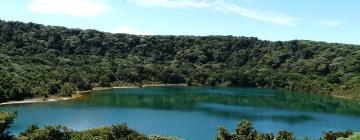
xmin=216 ymin=120 xmax=358 ymax=140
xmin=337 ymin=132 xmax=360 ymax=140
xmin=18 ymin=124 xmax=149 ymax=140
xmin=0 ymin=112 xmax=17 ymax=139
xmin=216 ymin=120 xmax=294 ymax=140
xmin=17 ymin=123 xmax=181 ymax=140
xmin=323 ymin=130 xmax=354 ymax=140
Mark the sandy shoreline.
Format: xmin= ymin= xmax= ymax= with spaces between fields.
xmin=1 ymin=83 xmax=358 ymax=106
xmin=332 ymin=95 xmax=360 ymax=101
xmin=0 ymin=91 xmax=85 ymax=106
xmin=0 ymin=83 xmax=186 ymax=106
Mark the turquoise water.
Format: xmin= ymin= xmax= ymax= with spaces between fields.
xmin=1 ymin=86 xmax=360 ymax=139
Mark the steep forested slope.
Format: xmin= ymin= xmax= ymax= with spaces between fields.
xmin=0 ymin=20 xmax=359 ymax=102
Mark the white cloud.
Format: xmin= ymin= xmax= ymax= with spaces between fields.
xmin=240 ymin=0 xmax=257 ymax=4
xmin=28 ymin=0 xmax=110 ymax=17
xmin=319 ymin=20 xmax=344 ymax=27
xmin=215 ymin=1 xmax=297 ymax=25
xmin=128 ymin=0 xmax=298 ymax=25
xmin=130 ymin=0 xmax=209 ymax=8
xmin=112 ymin=26 xmax=152 ymax=35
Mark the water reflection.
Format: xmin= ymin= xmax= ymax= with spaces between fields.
xmin=2 ymin=86 xmax=360 ymax=139
xmin=198 ymin=103 xmax=314 ymax=124
xmin=70 ymin=86 xmax=360 ymax=119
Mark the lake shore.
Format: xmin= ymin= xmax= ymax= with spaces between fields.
xmin=332 ymin=95 xmax=360 ymax=101
xmin=0 ymin=83 xmax=187 ymax=106
xmin=1 ymin=83 xmax=358 ymax=106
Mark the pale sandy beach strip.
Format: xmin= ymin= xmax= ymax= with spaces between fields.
xmin=0 ymin=84 xmax=186 ymax=106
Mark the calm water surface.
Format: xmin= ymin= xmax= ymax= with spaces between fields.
xmin=1 ymin=87 xmax=360 ymax=140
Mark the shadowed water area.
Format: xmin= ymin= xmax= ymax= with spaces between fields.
xmin=1 ymin=86 xmax=360 ymax=139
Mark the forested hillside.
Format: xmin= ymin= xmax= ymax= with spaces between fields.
xmin=0 ymin=20 xmax=359 ymax=102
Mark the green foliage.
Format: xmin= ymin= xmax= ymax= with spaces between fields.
xmin=0 ymin=112 xmax=17 ymax=140
xmin=235 ymin=120 xmax=257 ymax=139
xmin=216 ymin=120 xmax=274 ymax=140
xmin=216 ymin=126 xmax=232 ymax=140
xmin=323 ymin=130 xmax=354 ymax=140
xmin=19 ymin=123 xmax=160 ymax=140
xmin=0 ymin=20 xmax=359 ymax=103
xmin=0 ymin=111 xmax=182 ymax=140
xmin=149 ymin=135 xmax=181 ymax=140
xmin=19 ymin=125 xmax=72 ymax=140
xmin=59 ymin=83 xmax=77 ymax=97
xmin=276 ymin=131 xmax=296 ymax=140
xmin=337 ymin=132 xmax=360 ymax=140
xmin=69 ymin=124 xmax=148 ymax=140
xmin=217 ymin=120 xmax=360 ymax=140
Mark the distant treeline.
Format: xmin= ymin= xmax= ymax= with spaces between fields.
xmin=0 ymin=112 xmax=358 ymax=140
xmin=0 ymin=20 xmax=359 ymax=102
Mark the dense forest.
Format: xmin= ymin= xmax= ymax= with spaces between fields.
xmin=0 ymin=112 xmax=358 ymax=140
xmin=0 ymin=20 xmax=359 ymax=102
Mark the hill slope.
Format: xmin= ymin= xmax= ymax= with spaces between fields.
xmin=0 ymin=20 xmax=359 ymax=102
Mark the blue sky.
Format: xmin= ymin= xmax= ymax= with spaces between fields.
xmin=0 ymin=0 xmax=359 ymax=44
